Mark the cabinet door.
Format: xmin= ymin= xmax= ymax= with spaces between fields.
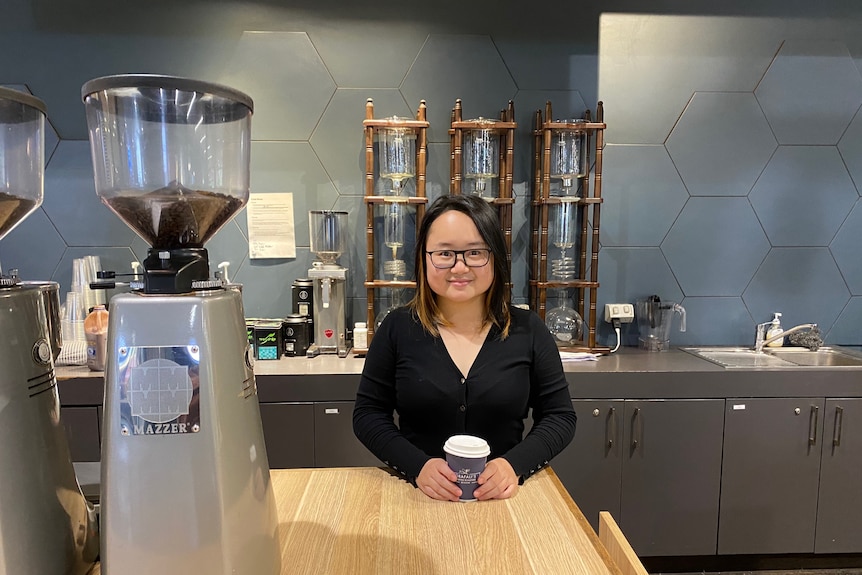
xmin=259 ymin=403 xmax=315 ymax=469
xmin=60 ymin=406 xmax=101 ymax=462
xmin=719 ymin=397 xmax=825 ymax=554
xmin=314 ymin=402 xmax=381 ymax=468
xmin=553 ymin=400 xmax=623 ymax=532
xmin=816 ymin=398 xmax=862 ymax=553
xmin=621 ymin=399 xmax=724 ymax=557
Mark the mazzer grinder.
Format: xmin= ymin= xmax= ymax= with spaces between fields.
xmin=0 ymin=87 xmax=99 ymax=574
xmin=82 ymin=75 xmax=280 ymax=574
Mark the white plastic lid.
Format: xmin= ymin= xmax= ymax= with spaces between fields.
xmin=355 ymin=322 xmax=367 ymax=328
xmin=443 ymin=435 xmax=490 ymax=458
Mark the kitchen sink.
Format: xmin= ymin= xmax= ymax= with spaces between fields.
xmin=681 ymin=346 xmax=862 ymax=368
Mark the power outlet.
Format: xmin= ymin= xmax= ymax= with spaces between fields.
xmin=604 ymin=303 xmax=635 ymax=323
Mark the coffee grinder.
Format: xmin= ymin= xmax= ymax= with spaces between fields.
xmin=82 ymin=75 xmax=280 ymax=574
xmin=0 ymin=87 xmax=99 ymax=574
xmin=307 ymin=210 xmax=349 ymax=355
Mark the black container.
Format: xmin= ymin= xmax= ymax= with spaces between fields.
xmin=254 ymin=320 xmax=283 ymax=360
xmin=292 ymin=278 xmax=314 ymax=343
xmin=283 ymin=314 xmax=310 ymax=357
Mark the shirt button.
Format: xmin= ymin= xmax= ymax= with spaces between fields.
xmin=459 ymin=405 xmax=466 ymax=412
xmin=460 ymin=377 xmax=465 ymax=384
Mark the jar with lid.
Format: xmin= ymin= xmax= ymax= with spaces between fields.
xmin=353 ymin=322 xmax=368 ymax=350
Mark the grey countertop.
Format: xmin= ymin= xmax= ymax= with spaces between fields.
xmin=55 ymin=346 xmax=862 ymax=404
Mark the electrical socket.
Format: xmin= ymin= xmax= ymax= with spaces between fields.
xmin=604 ymin=303 xmax=635 ymax=323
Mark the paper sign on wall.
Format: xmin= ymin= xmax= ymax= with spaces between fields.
xmin=246 ymin=193 xmax=296 ymax=259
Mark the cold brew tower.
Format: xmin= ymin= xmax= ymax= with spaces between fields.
xmin=0 ymin=87 xmax=98 ymax=575
xmin=82 ymin=75 xmax=280 ymax=574
xmin=308 ymin=210 xmax=349 ymax=355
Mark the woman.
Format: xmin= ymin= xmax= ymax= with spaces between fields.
xmin=353 ymin=194 xmax=576 ymax=501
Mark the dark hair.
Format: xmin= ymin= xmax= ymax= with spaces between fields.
xmin=408 ymin=194 xmax=511 ymax=338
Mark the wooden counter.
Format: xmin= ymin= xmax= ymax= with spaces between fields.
xmin=88 ymin=466 xmax=628 ymax=574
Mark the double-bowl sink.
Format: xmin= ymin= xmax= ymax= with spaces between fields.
xmin=681 ymin=346 xmax=862 ymax=368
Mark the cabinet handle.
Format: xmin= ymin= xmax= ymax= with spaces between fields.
xmin=632 ymin=407 xmax=642 ymax=449
xmin=833 ymin=406 xmax=844 ymax=447
xmin=607 ymin=406 xmax=616 ymax=449
xmin=808 ymin=404 xmax=819 ymax=445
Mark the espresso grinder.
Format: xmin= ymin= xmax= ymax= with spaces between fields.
xmin=81 ymin=75 xmax=280 ymax=574
xmin=307 ymin=210 xmax=349 ymax=355
xmin=0 ymin=87 xmax=99 ymax=574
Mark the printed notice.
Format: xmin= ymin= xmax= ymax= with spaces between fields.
xmin=246 ymin=193 xmax=296 ymax=259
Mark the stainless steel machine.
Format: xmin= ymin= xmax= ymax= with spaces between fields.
xmin=0 ymin=87 xmax=99 ymax=574
xmin=307 ymin=210 xmax=349 ymax=356
xmin=82 ymin=75 xmax=280 ymax=574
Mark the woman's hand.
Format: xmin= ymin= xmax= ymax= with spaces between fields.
xmin=416 ymin=458 xmax=461 ymax=501
xmin=474 ymin=458 xmax=519 ymax=500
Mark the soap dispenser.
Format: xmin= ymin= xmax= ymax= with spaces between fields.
xmin=766 ymin=312 xmax=784 ymax=347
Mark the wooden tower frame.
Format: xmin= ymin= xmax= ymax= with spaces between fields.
xmin=361 ymin=98 xmax=429 ymax=353
xmin=530 ymin=100 xmax=609 ymax=353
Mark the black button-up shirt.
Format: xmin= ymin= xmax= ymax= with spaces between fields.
xmin=353 ymin=306 xmax=577 ymax=483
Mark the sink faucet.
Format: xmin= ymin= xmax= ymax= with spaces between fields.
xmin=754 ymin=322 xmax=818 ymax=353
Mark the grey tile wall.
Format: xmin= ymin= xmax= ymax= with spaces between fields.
xmin=2 ymin=2 xmax=862 ymax=346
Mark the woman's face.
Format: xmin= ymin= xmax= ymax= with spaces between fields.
xmin=424 ymin=209 xmax=494 ymax=306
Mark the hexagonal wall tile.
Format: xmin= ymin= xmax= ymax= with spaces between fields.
xmin=496 ymin=40 xmax=598 ymax=106
xmin=234 ymin=248 xmax=317 ymax=319
xmin=830 ymin=199 xmax=862 ymax=295
xmin=742 ymin=247 xmax=850 ymax=331
xmin=220 ymin=31 xmax=336 ymax=141
xmin=599 ymin=14 xmax=779 ymax=144
xmin=306 ymin=24 xmax=427 ymax=89
xmin=52 ymin=246 xmax=138 ymax=299
xmin=749 ymin=146 xmax=857 ymax=246
xmin=663 ymin=197 xmax=770 ymax=297
xmin=401 ymin=34 xmax=517 ymax=143
xmin=237 ymin=141 xmax=339 ymax=248
xmin=838 ymin=109 xmax=862 ymax=191
xmin=42 ymin=141 xmax=138 ymax=247
xmin=310 ymin=89 xmax=413 ymax=197
xmin=425 ymin=142 xmax=451 ymax=200
xmin=667 ymin=92 xmax=776 ymax=196
xmin=596 ymin=247 xmax=684 ymax=346
xmin=0 ymin=208 xmax=66 ymax=281
xmin=601 ymin=144 xmax=689 ymax=247
xmin=675 ymin=297 xmax=756 ymax=347
xmin=756 ymin=40 xmax=862 ymax=145
xmin=826 ymin=297 xmax=862 ymax=344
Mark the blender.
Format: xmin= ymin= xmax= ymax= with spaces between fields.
xmin=82 ymin=75 xmax=280 ymax=574
xmin=636 ymin=294 xmax=686 ymax=351
xmin=308 ymin=210 xmax=349 ymax=355
xmin=0 ymin=87 xmax=98 ymax=574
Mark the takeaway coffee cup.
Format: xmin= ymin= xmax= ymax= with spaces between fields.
xmin=443 ymin=435 xmax=491 ymax=502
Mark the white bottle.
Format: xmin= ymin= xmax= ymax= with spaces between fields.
xmin=354 ymin=322 xmax=368 ymax=349
xmin=766 ymin=312 xmax=784 ymax=347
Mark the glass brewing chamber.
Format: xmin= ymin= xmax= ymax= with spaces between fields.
xmin=81 ymin=75 xmax=253 ymax=250
xmin=0 ymin=87 xmax=46 ymax=242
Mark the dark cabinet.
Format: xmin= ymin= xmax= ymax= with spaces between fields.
xmin=259 ymin=402 xmax=315 ymax=468
xmin=553 ymin=400 xmax=623 ymax=532
xmin=554 ymin=399 xmax=723 ymax=557
xmin=620 ymin=399 xmax=724 ymax=557
xmin=60 ymin=406 xmax=101 ymax=462
xmin=314 ymin=402 xmax=381 ymax=468
xmin=816 ymin=398 xmax=862 ymax=553
xmin=719 ymin=397 xmax=825 ymax=554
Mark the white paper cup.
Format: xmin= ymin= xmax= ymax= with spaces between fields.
xmin=443 ymin=435 xmax=491 ymax=502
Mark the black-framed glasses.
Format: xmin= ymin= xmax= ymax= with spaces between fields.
xmin=426 ymin=248 xmax=492 ymax=269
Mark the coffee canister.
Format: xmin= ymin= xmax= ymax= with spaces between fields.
xmin=283 ymin=314 xmax=310 ymax=357
xmin=292 ymin=278 xmax=314 ymax=343
xmin=254 ymin=320 xmax=284 ymax=360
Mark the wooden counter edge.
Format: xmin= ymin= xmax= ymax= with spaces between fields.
xmin=545 ymin=467 xmax=624 ymax=575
